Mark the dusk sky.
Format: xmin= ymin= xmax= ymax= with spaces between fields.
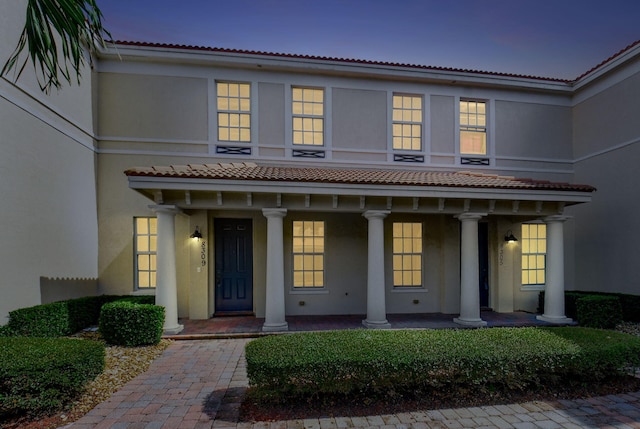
xmin=99 ymin=0 xmax=640 ymax=80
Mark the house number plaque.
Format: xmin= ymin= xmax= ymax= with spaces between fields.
xmin=200 ymin=240 xmax=207 ymax=266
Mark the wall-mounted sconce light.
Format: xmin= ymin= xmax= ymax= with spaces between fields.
xmin=190 ymin=226 xmax=203 ymax=240
xmin=504 ymin=230 xmax=518 ymax=243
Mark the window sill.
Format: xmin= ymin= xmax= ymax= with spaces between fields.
xmin=520 ymin=285 xmax=545 ymax=292
xmin=289 ymin=289 xmax=329 ymax=295
xmin=392 ymin=287 xmax=429 ymax=293
xmin=131 ymin=289 xmax=156 ymax=296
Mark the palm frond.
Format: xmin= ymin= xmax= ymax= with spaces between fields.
xmin=1 ymin=0 xmax=111 ymax=93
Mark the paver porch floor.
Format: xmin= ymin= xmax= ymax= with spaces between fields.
xmin=171 ymin=311 xmax=563 ymax=339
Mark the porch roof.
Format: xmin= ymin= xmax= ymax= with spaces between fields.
xmin=126 ymin=162 xmax=595 ymax=192
xmin=125 ymin=162 xmax=595 ymax=215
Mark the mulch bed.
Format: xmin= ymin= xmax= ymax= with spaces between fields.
xmin=239 ymin=376 xmax=640 ymax=422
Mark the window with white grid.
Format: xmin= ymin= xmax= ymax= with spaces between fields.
xmin=392 ymin=94 xmax=422 ymax=151
xmin=460 ymin=100 xmax=487 ymax=155
xmin=522 ymin=223 xmax=547 ymax=286
xmin=217 ymin=82 xmax=251 ymax=142
xmin=134 ymin=217 xmax=157 ymax=289
xmin=292 ymin=221 xmax=325 ymax=287
xmin=392 ymin=222 xmax=423 ymax=287
xmin=292 ymin=87 xmax=324 ymax=146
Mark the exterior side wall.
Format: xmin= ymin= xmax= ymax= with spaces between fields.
xmin=0 ymin=1 xmax=98 ymax=323
xmin=571 ymin=61 xmax=640 ymax=295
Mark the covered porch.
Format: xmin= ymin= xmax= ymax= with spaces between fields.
xmin=125 ymin=162 xmax=595 ymax=335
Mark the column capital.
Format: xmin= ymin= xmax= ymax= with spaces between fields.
xmin=544 ymin=215 xmax=572 ymax=224
xmin=149 ymin=204 xmax=181 ymax=215
xmin=262 ymin=208 xmax=287 ymax=219
xmin=455 ymin=213 xmax=486 ymax=221
xmin=363 ymin=210 xmax=390 ymax=220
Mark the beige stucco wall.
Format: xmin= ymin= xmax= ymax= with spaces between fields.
xmin=332 ymin=88 xmax=387 ymax=151
xmin=0 ymin=1 xmax=98 ymax=323
xmin=570 ymin=62 xmax=640 ymax=296
xmin=98 ymin=72 xmax=208 ymax=140
xmin=495 ymin=101 xmax=573 ymax=159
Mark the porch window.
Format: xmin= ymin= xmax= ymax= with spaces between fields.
xmin=392 ymin=94 xmax=422 ymax=151
xmin=134 ymin=217 xmax=157 ymax=289
xmin=217 ymin=82 xmax=251 ymax=142
xmin=292 ymin=87 xmax=324 ymax=146
xmin=521 ymin=223 xmax=546 ymax=285
xmin=460 ymin=100 xmax=487 ymax=155
xmin=292 ymin=221 xmax=324 ymax=287
xmin=392 ymin=222 xmax=422 ymax=287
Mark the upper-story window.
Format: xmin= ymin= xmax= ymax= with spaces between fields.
xmin=217 ymin=82 xmax=251 ymax=142
xmin=392 ymin=94 xmax=422 ymax=151
xmin=292 ymin=87 xmax=324 ymax=146
xmin=460 ymin=100 xmax=487 ymax=155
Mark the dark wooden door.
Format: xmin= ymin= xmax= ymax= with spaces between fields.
xmin=214 ymin=218 xmax=253 ymax=313
xmin=478 ymin=223 xmax=490 ymax=308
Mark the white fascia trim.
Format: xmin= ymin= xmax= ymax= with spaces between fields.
xmin=128 ymin=176 xmax=592 ymax=203
xmin=573 ymin=43 xmax=640 ymax=92
xmin=100 ymin=45 xmax=574 ymax=94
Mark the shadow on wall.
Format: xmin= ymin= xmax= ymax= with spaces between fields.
xmin=40 ymin=277 xmax=98 ymax=304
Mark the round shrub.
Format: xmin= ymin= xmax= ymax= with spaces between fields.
xmin=99 ymin=301 xmax=164 ymax=346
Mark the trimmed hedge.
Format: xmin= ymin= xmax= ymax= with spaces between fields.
xmin=539 ymin=291 xmax=640 ymax=323
xmin=0 ymin=337 xmax=105 ymax=418
xmin=576 ymin=295 xmax=623 ymax=329
xmin=4 ymin=295 xmax=156 ymax=338
xmin=99 ymin=301 xmax=164 ymax=346
xmin=245 ymin=327 xmax=640 ymax=401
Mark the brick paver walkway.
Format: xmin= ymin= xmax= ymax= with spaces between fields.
xmin=69 ymin=339 xmax=640 ymax=429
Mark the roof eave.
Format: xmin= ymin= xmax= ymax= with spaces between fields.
xmin=127 ymin=175 xmax=593 ymax=204
xmin=99 ymin=43 xmax=574 ymax=94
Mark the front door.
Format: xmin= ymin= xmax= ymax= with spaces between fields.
xmin=214 ymin=218 xmax=253 ymax=313
xmin=478 ymin=223 xmax=490 ymax=308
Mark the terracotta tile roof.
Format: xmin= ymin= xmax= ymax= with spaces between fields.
xmin=125 ymin=162 xmax=596 ymax=193
xmin=575 ymin=40 xmax=640 ymax=81
xmin=110 ymin=40 xmax=570 ymax=83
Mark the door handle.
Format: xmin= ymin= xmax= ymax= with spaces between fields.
xmin=216 ymin=271 xmax=221 ymax=288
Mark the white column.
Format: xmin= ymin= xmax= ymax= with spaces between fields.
xmin=362 ymin=210 xmax=391 ymax=329
xmin=454 ymin=213 xmax=487 ymax=327
xmin=262 ymin=208 xmax=289 ymax=332
xmin=537 ymin=216 xmax=573 ymax=324
xmin=151 ymin=205 xmax=183 ymax=335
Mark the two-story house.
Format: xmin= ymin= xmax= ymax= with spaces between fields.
xmin=3 ymin=3 xmax=639 ymax=333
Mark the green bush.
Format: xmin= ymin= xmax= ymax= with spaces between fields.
xmin=548 ymin=326 xmax=640 ymax=379
xmin=246 ymin=327 xmax=640 ymax=401
xmin=576 ymin=295 xmax=623 ymax=329
xmin=0 ymin=337 xmax=104 ymax=418
xmin=5 ymin=295 xmax=156 ymax=338
xmin=99 ymin=301 xmax=164 ymax=346
xmin=0 ymin=325 xmax=15 ymax=337
xmin=7 ymin=301 xmax=72 ymax=337
xmin=539 ymin=291 xmax=633 ymax=326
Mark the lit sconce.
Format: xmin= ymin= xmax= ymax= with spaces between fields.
xmin=504 ymin=230 xmax=518 ymax=243
xmin=190 ymin=226 xmax=203 ymax=240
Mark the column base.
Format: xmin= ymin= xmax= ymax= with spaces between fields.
xmin=536 ymin=315 xmax=573 ymax=324
xmin=362 ymin=319 xmax=391 ymax=329
xmin=453 ymin=317 xmax=487 ymax=327
xmin=262 ymin=322 xmax=289 ymax=332
xmin=163 ymin=323 xmax=184 ymax=335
